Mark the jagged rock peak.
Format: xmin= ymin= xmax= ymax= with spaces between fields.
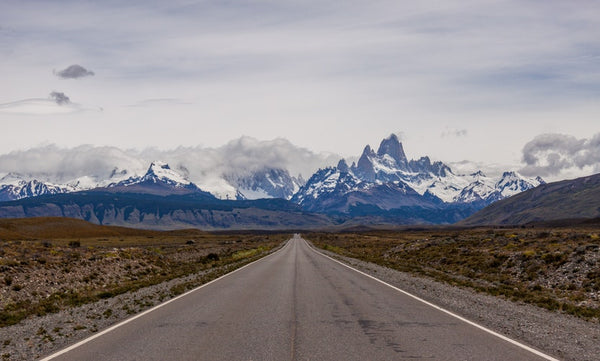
xmin=337 ymin=159 xmax=349 ymax=173
xmin=142 ymin=161 xmax=191 ymax=185
xmin=361 ymin=144 xmax=375 ymax=157
xmin=377 ymin=134 xmax=407 ymax=165
xmin=356 ymin=146 xmax=376 ymax=182
xmin=411 ymin=156 xmax=432 ymax=168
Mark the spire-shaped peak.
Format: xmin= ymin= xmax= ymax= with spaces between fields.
xmin=356 ymin=146 xmax=376 ymax=182
xmin=337 ymin=159 xmax=349 ymax=173
xmin=361 ymin=144 xmax=375 ymax=157
xmin=377 ymin=134 xmax=407 ymax=165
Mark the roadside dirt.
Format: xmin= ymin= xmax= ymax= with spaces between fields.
xmin=0 ymin=245 xmax=283 ymax=361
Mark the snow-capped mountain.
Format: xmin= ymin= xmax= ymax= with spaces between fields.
xmin=0 ymin=161 xmax=302 ymax=201
xmin=291 ymin=159 xmax=444 ymax=215
xmin=67 ymin=167 xmax=133 ymax=190
xmin=0 ymin=177 xmax=74 ymax=202
xmin=453 ymin=171 xmax=500 ymax=204
xmin=0 ymin=166 xmax=137 ymax=202
xmin=224 ymin=168 xmax=304 ymax=200
xmin=0 ymin=136 xmax=545 ymax=222
xmin=497 ymin=172 xmax=545 ymax=198
xmin=105 ymin=161 xmax=214 ymax=197
xmin=292 ymin=134 xmax=544 ymax=216
xmin=113 ymin=161 xmax=192 ymax=188
xmin=454 ymin=171 xmax=545 ymax=205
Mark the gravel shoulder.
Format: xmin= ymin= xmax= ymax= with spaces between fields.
xmin=0 ymin=246 xmax=283 ymax=361
xmin=315 ymin=246 xmax=599 ymax=361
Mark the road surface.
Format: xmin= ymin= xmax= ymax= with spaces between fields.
xmin=43 ymin=235 xmax=556 ymax=361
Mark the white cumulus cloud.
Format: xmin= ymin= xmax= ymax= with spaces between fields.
xmin=0 ymin=137 xmax=341 ymax=198
xmin=520 ymin=133 xmax=600 ymax=178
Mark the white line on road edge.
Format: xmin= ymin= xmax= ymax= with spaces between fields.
xmin=303 ymin=239 xmax=561 ymax=361
xmin=39 ymin=240 xmax=293 ymax=361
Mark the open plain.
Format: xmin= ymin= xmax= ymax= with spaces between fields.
xmin=1 ymin=218 xmax=599 ymax=360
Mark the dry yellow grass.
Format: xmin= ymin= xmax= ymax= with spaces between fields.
xmin=0 ymin=217 xmax=289 ymax=327
xmin=308 ymin=226 xmax=600 ymax=321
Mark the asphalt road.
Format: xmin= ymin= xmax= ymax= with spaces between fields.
xmin=43 ymin=235 xmax=555 ymax=361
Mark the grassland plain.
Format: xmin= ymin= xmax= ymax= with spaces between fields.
xmin=0 ymin=218 xmax=288 ymax=360
xmin=308 ymin=227 xmax=600 ymax=321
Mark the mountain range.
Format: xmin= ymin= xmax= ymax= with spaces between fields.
xmin=291 ymin=134 xmax=543 ymax=222
xmin=460 ymin=172 xmax=600 ymax=226
xmin=0 ymin=135 xmax=547 ymax=228
xmin=0 ymin=162 xmax=330 ymax=230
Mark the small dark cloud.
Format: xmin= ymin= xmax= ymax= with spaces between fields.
xmin=520 ymin=133 xmax=600 ymax=176
xmin=49 ymin=91 xmax=71 ymax=105
xmin=441 ymin=128 xmax=467 ymax=138
xmin=54 ymin=64 xmax=95 ymax=79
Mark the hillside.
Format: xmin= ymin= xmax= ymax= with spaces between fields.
xmin=0 ymin=191 xmax=332 ymax=230
xmin=0 ymin=217 xmax=210 ymax=240
xmin=460 ymin=173 xmax=600 ymax=226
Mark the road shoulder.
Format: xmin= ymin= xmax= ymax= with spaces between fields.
xmin=311 ymin=244 xmax=599 ymax=361
xmin=0 ymin=243 xmax=286 ymax=361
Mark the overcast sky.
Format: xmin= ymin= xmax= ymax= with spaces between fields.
xmin=1 ymin=0 xmax=599 ymax=181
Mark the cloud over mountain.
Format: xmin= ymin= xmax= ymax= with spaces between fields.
xmin=0 ymin=137 xmax=340 ymax=198
xmin=520 ymin=133 xmax=600 ymax=177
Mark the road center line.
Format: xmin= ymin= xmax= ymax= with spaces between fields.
xmin=302 ymin=238 xmax=561 ymax=361
xmin=290 ymin=239 xmax=298 ymax=361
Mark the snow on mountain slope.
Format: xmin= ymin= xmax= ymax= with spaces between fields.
xmin=66 ymin=167 xmax=134 ymax=190
xmin=143 ymin=161 xmax=191 ymax=185
xmin=496 ymin=171 xmax=545 ymax=198
xmin=291 ymin=161 xmax=367 ymax=205
xmin=454 ymin=172 xmax=500 ymax=204
xmin=105 ymin=161 xmax=210 ymax=196
xmin=0 ymin=179 xmax=74 ymax=202
xmin=0 ymin=136 xmax=544 ymax=208
xmin=0 ymin=160 xmax=301 ymax=201
xmin=293 ymin=134 xmax=544 ymax=213
xmin=0 ymin=173 xmax=26 ymax=187
xmin=0 ymin=166 xmax=138 ymax=201
xmin=114 ymin=161 xmax=192 ymax=187
xmin=408 ymin=171 xmax=470 ymax=203
xmin=225 ymin=167 xmax=303 ymax=200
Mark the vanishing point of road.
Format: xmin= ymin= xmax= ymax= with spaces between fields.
xmin=43 ymin=235 xmax=557 ymax=361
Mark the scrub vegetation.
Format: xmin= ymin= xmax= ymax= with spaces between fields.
xmin=308 ymin=226 xmax=600 ymax=321
xmin=0 ymin=218 xmax=287 ymax=328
